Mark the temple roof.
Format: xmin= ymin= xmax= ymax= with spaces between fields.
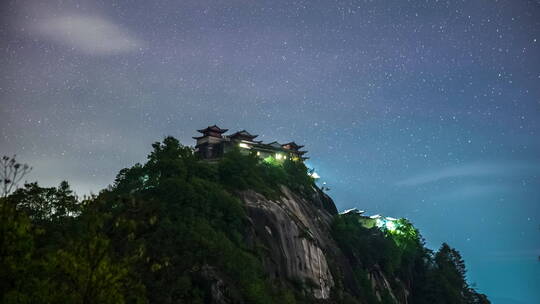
xmin=251 ymin=141 xmax=308 ymax=155
xmin=192 ymin=135 xmax=215 ymax=140
xmin=281 ymin=141 xmax=305 ymax=150
xmin=267 ymin=141 xmax=283 ymax=148
xmin=197 ymin=125 xmax=228 ymax=134
xmin=339 ymin=208 xmax=365 ymax=215
xmin=229 ymin=130 xmax=258 ymax=140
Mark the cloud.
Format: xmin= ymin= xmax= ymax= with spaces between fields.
xmin=395 ymin=161 xmax=539 ymax=187
xmin=33 ymin=15 xmax=142 ymax=55
xmin=486 ymin=249 xmax=540 ymax=262
xmin=438 ymin=184 xmax=511 ymax=200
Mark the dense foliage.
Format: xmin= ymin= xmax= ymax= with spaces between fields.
xmin=1 ymin=137 xmax=314 ymax=304
xmin=331 ymin=214 xmax=490 ymax=304
xmin=1 ymin=138 xmax=489 ymax=303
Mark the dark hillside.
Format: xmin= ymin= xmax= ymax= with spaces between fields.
xmin=1 ymin=137 xmax=489 ymax=304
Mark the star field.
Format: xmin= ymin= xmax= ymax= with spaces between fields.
xmin=1 ymin=1 xmax=539 ymax=303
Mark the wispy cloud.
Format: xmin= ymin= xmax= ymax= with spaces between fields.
xmin=395 ymin=161 xmax=539 ymax=187
xmin=33 ymin=15 xmax=142 ymax=55
xmin=438 ymin=184 xmax=511 ymax=200
xmin=486 ymin=249 xmax=540 ymax=262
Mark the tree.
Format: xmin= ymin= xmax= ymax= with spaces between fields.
xmin=421 ymin=243 xmax=490 ymax=304
xmin=1 ymin=155 xmax=31 ymax=198
xmin=10 ymin=181 xmax=80 ymax=223
xmin=2 ymin=177 xmax=145 ymax=303
xmin=40 ymin=199 xmax=146 ymax=304
xmin=0 ymin=196 xmax=37 ymax=303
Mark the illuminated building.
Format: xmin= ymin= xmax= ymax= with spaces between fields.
xmin=193 ymin=125 xmax=308 ymax=161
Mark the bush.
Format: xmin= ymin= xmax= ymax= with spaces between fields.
xmin=217 ymin=148 xmax=315 ymax=198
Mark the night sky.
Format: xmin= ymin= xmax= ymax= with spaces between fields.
xmin=1 ymin=1 xmax=539 ymax=303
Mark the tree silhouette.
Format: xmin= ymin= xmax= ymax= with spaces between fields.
xmin=1 ymin=155 xmax=32 ymax=198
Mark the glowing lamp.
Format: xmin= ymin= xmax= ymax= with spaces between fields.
xmin=385 ymin=220 xmax=396 ymax=232
xmin=309 ymin=172 xmax=321 ymax=179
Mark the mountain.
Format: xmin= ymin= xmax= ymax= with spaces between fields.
xmin=0 ymin=137 xmax=490 ymax=304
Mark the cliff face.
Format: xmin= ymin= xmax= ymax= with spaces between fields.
xmin=241 ymin=186 xmax=407 ymax=303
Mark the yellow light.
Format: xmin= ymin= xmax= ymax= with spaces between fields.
xmin=275 ymin=153 xmax=282 ymax=160
xmin=256 ymin=151 xmax=260 ymax=156
xmin=239 ymin=143 xmax=250 ymax=149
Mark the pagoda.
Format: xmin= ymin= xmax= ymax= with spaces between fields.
xmin=193 ymin=125 xmax=308 ymax=162
xmin=228 ymin=130 xmax=260 ymax=142
xmin=281 ymin=142 xmax=309 ymax=160
xmin=193 ymin=125 xmax=229 ymax=159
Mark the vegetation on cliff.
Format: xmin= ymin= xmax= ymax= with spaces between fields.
xmin=1 ymin=137 xmax=489 ymax=303
xmin=1 ymin=137 xmax=312 ymax=304
xmin=332 ymin=215 xmax=490 ymax=304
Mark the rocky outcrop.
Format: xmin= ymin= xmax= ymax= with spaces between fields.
xmin=199 ymin=265 xmax=240 ymax=304
xmin=368 ymin=265 xmax=399 ymax=303
xmin=241 ymin=186 xmax=409 ymax=302
xmin=242 ymin=186 xmax=335 ymax=299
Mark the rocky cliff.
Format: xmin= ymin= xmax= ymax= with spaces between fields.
xmin=240 ymin=185 xmax=407 ymax=303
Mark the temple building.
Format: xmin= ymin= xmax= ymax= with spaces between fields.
xmin=339 ymin=209 xmax=400 ymax=231
xmin=193 ymin=125 xmax=308 ymax=161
